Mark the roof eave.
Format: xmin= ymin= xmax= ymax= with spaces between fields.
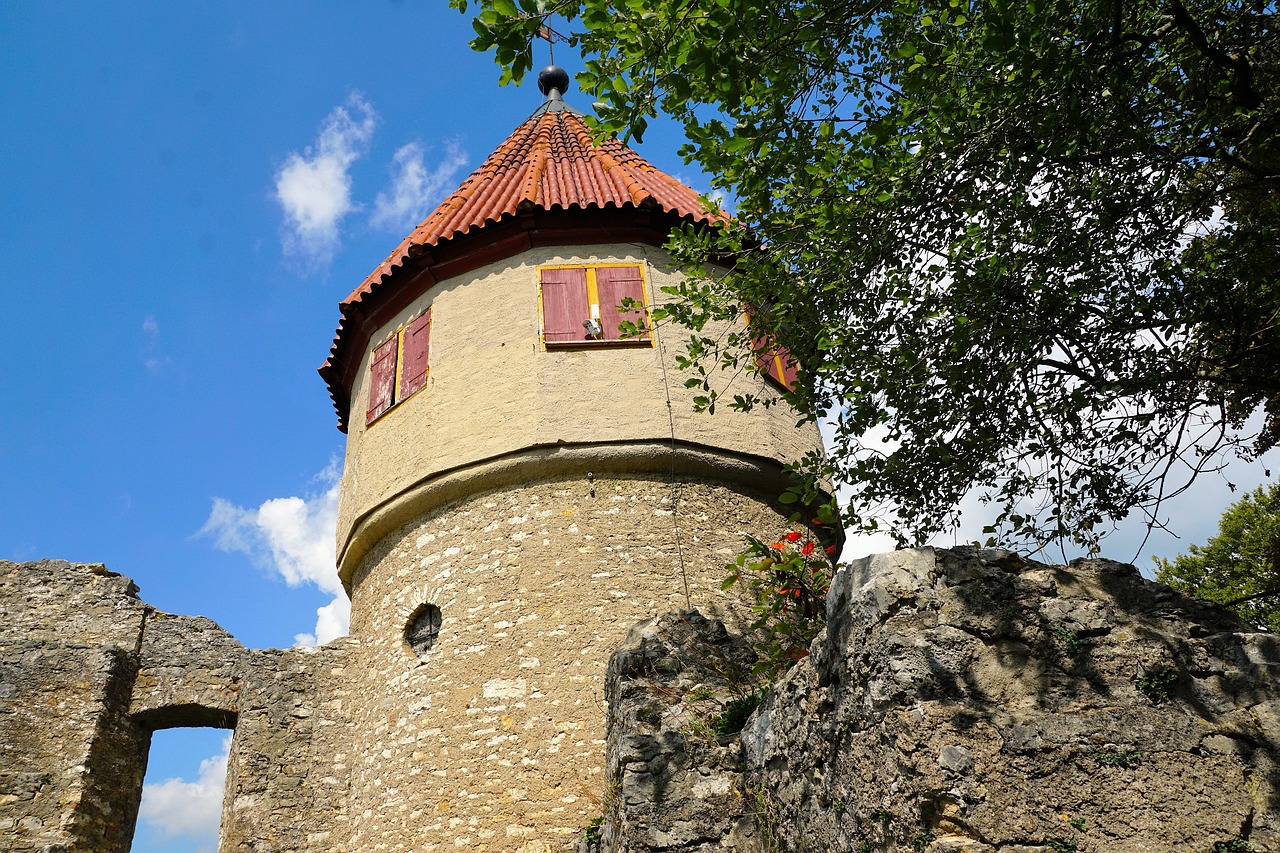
xmin=319 ymin=204 xmax=718 ymax=432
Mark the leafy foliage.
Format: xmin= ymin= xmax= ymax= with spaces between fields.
xmin=1156 ymin=481 xmax=1280 ymax=629
xmin=454 ymin=0 xmax=1280 ymax=549
xmin=712 ymin=690 xmax=766 ymax=735
xmin=1094 ymin=749 xmax=1143 ymax=767
xmin=723 ymin=530 xmax=835 ymax=678
xmin=1213 ymin=841 xmax=1254 ymax=853
xmin=1135 ymin=665 xmax=1181 ymax=704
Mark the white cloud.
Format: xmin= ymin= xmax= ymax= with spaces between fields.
xmin=140 ymin=314 xmax=173 ymax=374
xmin=138 ymin=735 xmax=230 ymax=848
xmin=370 ymin=141 xmax=467 ymax=232
xmin=295 ymin=594 xmax=352 ymax=648
xmin=275 ymin=93 xmax=377 ymax=267
xmin=199 ymin=462 xmax=349 ymax=645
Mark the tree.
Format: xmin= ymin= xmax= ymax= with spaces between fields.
xmin=453 ymin=0 xmax=1280 ymax=549
xmin=1156 ymin=482 xmax=1280 ymax=630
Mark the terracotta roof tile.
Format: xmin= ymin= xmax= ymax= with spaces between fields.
xmin=322 ymin=94 xmax=726 ymax=431
xmin=340 ymin=97 xmax=721 ymax=308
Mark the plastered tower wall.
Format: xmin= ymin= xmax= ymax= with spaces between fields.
xmin=336 ymin=242 xmax=820 ymax=584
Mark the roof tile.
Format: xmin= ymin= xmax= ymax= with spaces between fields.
xmin=322 ymin=94 xmax=726 ymax=431
xmin=340 ymin=98 xmax=720 ymax=307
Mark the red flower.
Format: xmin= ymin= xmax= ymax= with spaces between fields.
xmin=801 ymin=541 xmax=815 ymax=556
xmin=770 ymin=541 xmax=786 ymax=550
xmin=825 ymin=544 xmax=837 ymax=555
xmin=784 ymin=531 xmax=803 ymax=543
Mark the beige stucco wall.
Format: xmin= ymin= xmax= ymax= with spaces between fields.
xmin=340 ymin=473 xmax=791 ymax=852
xmin=337 ymin=243 xmax=822 ymax=586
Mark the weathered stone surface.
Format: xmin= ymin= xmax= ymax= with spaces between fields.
xmin=1 ymin=561 xmax=153 ymax=853
xmin=0 ymin=640 xmax=147 ymax=853
xmin=219 ymin=642 xmax=357 ymax=852
xmin=599 ymin=610 xmax=762 ymax=853
xmin=131 ymin=610 xmax=251 ymax=729
xmin=0 ymin=560 xmax=246 ymax=853
xmin=742 ymin=547 xmax=1280 ymax=852
xmin=13 ymin=543 xmax=1280 ymax=853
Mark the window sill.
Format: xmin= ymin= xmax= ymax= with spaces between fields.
xmin=544 ymin=337 xmax=653 ymax=349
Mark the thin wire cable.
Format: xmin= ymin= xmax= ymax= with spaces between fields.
xmin=646 ymin=254 xmax=692 ymax=610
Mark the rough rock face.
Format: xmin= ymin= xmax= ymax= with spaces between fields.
xmin=599 ymin=610 xmax=763 ymax=853
xmin=743 ymin=547 xmax=1280 ymax=852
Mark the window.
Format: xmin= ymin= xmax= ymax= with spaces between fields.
xmin=405 ymin=603 xmax=443 ymax=659
xmin=365 ymin=308 xmax=432 ymax=426
xmin=539 ymin=265 xmax=651 ymax=347
xmin=748 ymin=314 xmax=800 ymax=391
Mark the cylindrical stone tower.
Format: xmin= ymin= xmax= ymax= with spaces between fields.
xmin=317 ymin=73 xmax=826 ymax=852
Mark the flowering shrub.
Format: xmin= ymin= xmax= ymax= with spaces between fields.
xmin=723 ymin=529 xmax=836 ymax=679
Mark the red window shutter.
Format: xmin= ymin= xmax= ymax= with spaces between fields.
xmin=775 ymin=343 xmax=800 ymax=390
xmin=399 ymin=310 xmax=431 ymax=399
xmin=748 ymin=324 xmax=783 ymax=385
xmin=747 ymin=309 xmax=797 ymax=390
xmin=366 ymin=337 xmax=398 ymax=423
xmin=596 ymin=266 xmax=649 ymax=341
xmin=542 ymin=267 xmax=590 ymax=343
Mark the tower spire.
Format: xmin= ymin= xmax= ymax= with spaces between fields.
xmin=536 ymin=64 xmax=569 ymax=101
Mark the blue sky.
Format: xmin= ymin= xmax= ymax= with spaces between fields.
xmin=0 ymin=4 xmax=714 ymax=850
xmin=1 ymin=3 xmax=1273 ymax=851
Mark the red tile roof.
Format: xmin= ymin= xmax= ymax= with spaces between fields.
xmin=341 ymin=96 xmax=722 ymax=309
xmin=320 ymin=91 xmax=732 ymax=432
xmin=321 ymin=93 xmax=726 ymax=431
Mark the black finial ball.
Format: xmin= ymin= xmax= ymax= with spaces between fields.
xmin=537 ymin=65 xmax=570 ymax=96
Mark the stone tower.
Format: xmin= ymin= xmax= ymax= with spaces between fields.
xmin=312 ymin=69 xmax=825 ymax=850
xmin=11 ymin=68 xmax=1280 ymax=853
xmin=0 ymin=71 xmax=825 ymax=853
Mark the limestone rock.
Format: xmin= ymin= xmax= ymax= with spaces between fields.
xmin=743 ymin=547 xmax=1280 ymax=852
xmin=600 ymin=610 xmax=762 ymax=852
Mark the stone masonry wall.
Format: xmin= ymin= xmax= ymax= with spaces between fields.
xmin=341 ymin=473 xmax=793 ymax=853
xmin=1 ymin=560 xmax=154 ymax=852
xmin=219 ymin=642 xmax=358 ymax=852
xmin=1 ymin=560 xmax=263 ymax=853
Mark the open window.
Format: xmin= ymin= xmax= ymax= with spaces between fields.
xmin=365 ymin=308 xmax=432 ymax=426
xmin=539 ymin=265 xmax=651 ymax=347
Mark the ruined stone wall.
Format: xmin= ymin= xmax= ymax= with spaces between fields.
xmin=219 ymin=642 xmax=358 ymax=852
xmin=595 ymin=548 xmax=1280 ymax=853
xmin=1 ymin=560 xmax=154 ymax=852
xmin=339 ymin=473 xmax=792 ymax=853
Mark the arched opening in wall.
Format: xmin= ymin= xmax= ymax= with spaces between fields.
xmin=130 ymin=725 xmax=233 ymax=853
xmin=406 ymin=602 xmax=443 ymax=659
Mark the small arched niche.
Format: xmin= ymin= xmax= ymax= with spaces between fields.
xmin=405 ymin=603 xmax=442 ymax=659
